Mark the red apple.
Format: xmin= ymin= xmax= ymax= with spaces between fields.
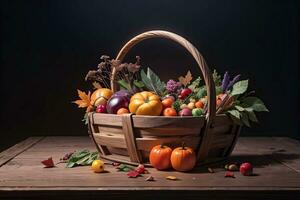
xmin=240 ymin=162 xmax=253 ymax=176
xmin=180 ymin=88 xmax=192 ymax=98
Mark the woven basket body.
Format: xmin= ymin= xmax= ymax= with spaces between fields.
xmin=88 ymin=113 xmax=241 ymax=166
xmin=87 ymin=30 xmax=241 ymax=166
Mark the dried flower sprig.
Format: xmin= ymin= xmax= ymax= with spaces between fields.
xmin=85 ymin=55 xmax=142 ymax=90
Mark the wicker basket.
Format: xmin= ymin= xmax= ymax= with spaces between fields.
xmin=87 ymin=30 xmax=241 ymax=166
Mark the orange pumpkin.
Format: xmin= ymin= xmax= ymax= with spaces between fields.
xmin=149 ymin=145 xmax=172 ymax=170
xmin=129 ymin=91 xmax=162 ymax=116
xmin=90 ymin=88 xmax=113 ymax=106
xmin=171 ymin=144 xmax=196 ymax=172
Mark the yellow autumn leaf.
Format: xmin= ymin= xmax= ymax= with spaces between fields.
xmin=178 ymin=70 xmax=193 ymax=87
xmin=73 ymin=100 xmax=89 ymax=108
xmin=73 ymin=89 xmax=92 ymax=112
xmin=166 ymin=176 xmax=178 ymax=180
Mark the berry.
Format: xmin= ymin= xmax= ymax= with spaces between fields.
xmin=240 ymin=162 xmax=253 ymax=176
xmin=96 ymin=104 xmax=107 ymax=113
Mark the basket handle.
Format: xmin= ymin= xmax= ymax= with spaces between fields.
xmin=110 ymin=30 xmax=216 ymax=122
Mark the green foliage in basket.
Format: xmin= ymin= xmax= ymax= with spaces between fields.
xmin=140 ymin=67 xmax=166 ymax=97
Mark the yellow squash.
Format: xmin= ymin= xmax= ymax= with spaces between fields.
xmin=129 ymin=91 xmax=162 ymax=116
xmin=90 ymin=88 xmax=113 ymax=107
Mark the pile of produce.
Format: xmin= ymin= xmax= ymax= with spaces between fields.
xmin=74 ymin=55 xmax=268 ymax=127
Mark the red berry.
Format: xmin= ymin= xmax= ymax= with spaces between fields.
xmin=96 ymin=104 xmax=107 ymax=113
xmin=180 ymin=88 xmax=192 ymax=98
xmin=240 ymin=162 xmax=253 ymax=176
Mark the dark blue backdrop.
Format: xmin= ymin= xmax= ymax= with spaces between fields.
xmin=1 ymin=0 xmax=299 ymax=150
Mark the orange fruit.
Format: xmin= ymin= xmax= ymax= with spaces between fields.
xmin=117 ymin=108 xmax=130 ymax=115
xmin=195 ymin=101 xmax=204 ymax=109
xmin=162 ymin=98 xmax=174 ymax=109
xmin=163 ymin=108 xmax=177 ymax=116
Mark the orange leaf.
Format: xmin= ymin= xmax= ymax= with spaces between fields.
xmin=73 ymin=100 xmax=89 ymax=108
xmin=178 ymin=70 xmax=193 ymax=87
xmin=77 ymin=90 xmax=91 ymax=103
xmin=73 ymin=89 xmax=92 ymax=111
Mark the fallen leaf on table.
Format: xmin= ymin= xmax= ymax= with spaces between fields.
xmin=117 ymin=164 xmax=135 ymax=172
xmin=60 ymin=152 xmax=74 ymax=161
xmin=41 ymin=157 xmax=55 ymax=168
xmin=145 ymin=175 xmax=155 ymax=181
xmin=66 ymin=150 xmax=99 ymax=168
xmin=208 ymin=167 xmax=214 ymax=173
xmin=166 ymin=176 xmax=178 ymax=181
xmin=127 ymin=170 xmax=141 ymax=178
xmin=225 ymin=171 xmax=235 ymax=178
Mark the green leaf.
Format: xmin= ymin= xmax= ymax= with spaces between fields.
xmin=82 ymin=112 xmax=89 ymax=125
xmin=240 ymin=111 xmax=251 ymax=127
xmin=141 ymin=68 xmax=166 ymax=96
xmin=227 ymin=110 xmax=241 ymax=119
xmin=147 ymin=68 xmax=166 ymax=93
xmin=188 ymin=77 xmax=201 ymax=90
xmin=133 ymin=80 xmax=144 ymax=88
xmin=117 ymin=164 xmax=135 ymax=172
xmin=242 ymin=96 xmax=269 ymax=112
xmin=212 ymin=69 xmax=221 ymax=85
xmin=231 ymin=80 xmax=248 ymax=96
xmin=227 ymin=110 xmax=242 ymax=125
xmin=215 ymin=86 xmax=222 ymax=95
xmin=195 ymin=86 xmax=207 ymax=99
xmin=246 ymin=109 xmax=258 ymax=122
xmin=118 ymin=79 xmax=131 ymax=90
xmin=172 ymin=99 xmax=183 ymax=112
xmin=66 ymin=150 xmax=99 ymax=168
xmin=235 ymin=105 xmax=245 ymax=111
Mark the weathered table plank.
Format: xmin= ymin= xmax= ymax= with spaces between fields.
xmin=0 ymin=137 xmax=44 ymax=167
xmin=0 ymin=136 xmax=299 ymax=200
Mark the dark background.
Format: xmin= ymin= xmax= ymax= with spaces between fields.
xmin=1 ymin=0 xmax=299 ymax=150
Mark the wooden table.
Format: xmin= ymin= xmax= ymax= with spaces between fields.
xmin=0 ymin=137 xmax=299 ymax=200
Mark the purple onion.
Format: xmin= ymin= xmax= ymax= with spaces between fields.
xmin=106 ymin=96 xmax=130 ymax=114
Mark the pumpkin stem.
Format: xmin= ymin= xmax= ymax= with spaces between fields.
xmin=181 ymin=142 xmax=186 ymax=150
